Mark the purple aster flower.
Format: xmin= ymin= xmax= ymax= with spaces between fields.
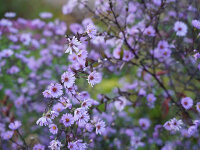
xmin=114 ymin=96 xmax=127 ymax=111
xmin=76 ymin=140 xmax=87 ymax=150
xmin=87 ymin=71 xmax=102 ymax=87
xmin=52 ymin=103 xmax=65 ymax=112
xmin=59 ymin=97 xmax=72 ymax=109
xmin=68 ymin=53 xmax=78 ymax=62
xmin=7 ymin=66 xmax=20 ymax=74
xmin=86 ymin=24 xmax=96 ymax=38
xmin=49 ymin=124 xmax=58 ymax=134
xmin=169 ymin=118 xmax=183 ymax=131
xmin=49 ymin=140 xmax=63 ymax=150
xmin=122 ymin=50 xmax=134 ymax=61
xmin=48 ymin=111 xmax=59 ymax=119
xmin=78 ymin=91 xmax=90 ymax=100
xmin=188 ymin=125 xmax=197 ymax=136
xmin=161 ymin=49 xmax=171 ymax=58
xmin=1 ymin=49 xmax=13 ymax=58
xmin=181 ymin=97 xmax=193 ymax=110
xmin=1 ymin=131 xmax=14 ymax=140
xmin=43 ymin=90 xmax=52 ymax=98
xmin=131 ymin=136 xmax=144 ymax=149
xmin=153 ymin=0 xmax=161 ymax=6
xmin=163 ymin=121 xmax=172 ymax=131
xmin=61 ymin=113 xmax=74 ymax=127
xmin=147 ymin=93 xmax=156 ymax=103
xmin=65 ymin=36 xmax=81 ymax=54
xmin=70 ymin=23 xmax=84 ymax=34
xmin=81 ymin=99 xmax=92 ymax=109
xmin=192 ymin=20 xmax=200 ymax=29
xmin=68 ymin=141 xmax=78 ymax=150
xmin=196 ymin=102 xmax=200 ymax=113
xmin=193 ymin=52 xmax=200 ymax=60
xmin=62 ymin=1 xmax=76 ymax=15
xmin=39 ymin=12 xmax=53 ymax=19
xmin=86 ymin=123 xmax=94 ymax=132
xmin=113 ymin=47 xmax=121 ymax=59
xmin=144 ymin=26 xmax=156 ymax=36
xmin=77 ymin=111 xmax=90 ymax=127
xmin=77 ymin=50 xmax=88 ymax=63
xmin=4 ymin=12 xmax=16 ymax=18
xmin=139 ymin=118 xmax=150 ymax=130
xmin=157 ymin=40 xmax=169 ymax=51
xmin=74 ymin=108 xmax=85 ymax=120
xmin=61 ymin=71 xmax=76 ymax=88
xmin=95 ymin=119 xmax=106 ymax=135
xmin=33 ymin=144 xmax=45 ymax=150
xmin=9 ymin=120 xmax=22 ymax=130
xmin=36 ymin=116 xmax=52 ymax=126
xmin=174 ymin=21 xmax=188 ymax=36
xmin=48 ymin=83 xmax=63 ymax=98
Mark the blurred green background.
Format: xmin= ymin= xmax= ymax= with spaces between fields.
xmin=0 ymin=0 xmax=64 ymax=18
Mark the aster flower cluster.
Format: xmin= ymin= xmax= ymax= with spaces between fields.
xmin=1 ymin=0 xmax=200 ymax=150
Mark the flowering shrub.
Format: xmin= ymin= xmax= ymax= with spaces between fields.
xmin=1 ymin=0 xmax=200 ymax=149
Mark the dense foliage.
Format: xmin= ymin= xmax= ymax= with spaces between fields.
xmin=1 ymin=0 xmax=200 ymax=150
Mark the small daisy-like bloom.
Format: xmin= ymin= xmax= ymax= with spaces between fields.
xmin=36 ymin=116 xmax=52 ymax=126
xmin=163 ymin=121 xmax=172 ymax=131
xmin=49 ymin=124 xmax=58 ymax=134
xmin=48 ymin=83 xmax=63 ymax=98
xmin=131 ymin=136 xmax=144 ymax=149
xmin=77 ymin=50 xmax=88 ymax=63
xmin=194 ymin=52 xmax=200 ymax=60
xmin=49 ymin=111 xmax=59 ymax=119
xmin=95 ymin=119 xmax=106 ymax=135
xmin=9 ymin=120 xmax=22 ymax=130
xmin=146 ymin=93 xmax=156 ymax=103
xmin=114 ymin=96 xmax=127 ymax=111
xmin=157 ymin=40 xmax=169 ymax=51
xmin=65 ymin=36 xmax=81 ymax=54
xmin=144 ymin=26 xmax=156 ymax=36
xmin=86 ymin=123 xmax=94 ymax=132
xmin=87 ymin=71 xmax=102 ymax=87
xmin=39 ymin=12 xmax=53 ymax=19
xmin=196 ymin=102 xmax=200 ymax=112
xmin=81 ymin=99 xmax=92 ymax=109
xmin=61 ymin=113 xmax=74 ymax=127
xmin=43 ymin=90 xmax=52 ymax=98
xmin=161 ymin=49 xmax=171 ymax=58
xmin=1 ymin=131 xmax=14 ymax=140
xmin=53 ymin=103 xmax=65 ymax=112
xmin=7 ymin=66 xmax=20 ymax=74
xmin=122 ymin=50 xmax=134 ymax=61
xmin=68 ymin=141 xmax=78 ymax=150
xmin=1 ymin=49 xmax=13 ymax=58
xmin=113 ymin=47 xmax=121 ymax=59
xmin=188 ymin=125 xmax=197 ymax=136
xmin=77 ymin=111 xmax=90 ymax=127
xmin=86 ymin=24 xmax=96 ymax=38
xmin=181 ymin=97 xmax=193 ymax=110
xmin=61 ymin=71 xmax=76 ymax=88
xmin=49 ymin=140 xmax=63 ymax=150
xmin=192 ymin=20 xmax=200 ymax=29
xmin=170 ymin=118 xmax=183 ymax=131
xmin=139 ymin=118 xmax=150 ymax=130
xmin=153 ymin=0 xmax=161 ymax=6
xmin=173 ymin=21 xmax=188 ymax=36
xmin=74 ymin=108 xmax=85 ymax=120
xmin=76 ymin=140 xmax=87 ymax=150
xmin=33 ymin=144 xmax=45 ymax=150
xmin=4 ymin=12 xmax=16 ymax=18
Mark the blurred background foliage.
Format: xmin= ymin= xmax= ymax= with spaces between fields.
xmin=0 ymin=0 xmax=87 ymax=23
